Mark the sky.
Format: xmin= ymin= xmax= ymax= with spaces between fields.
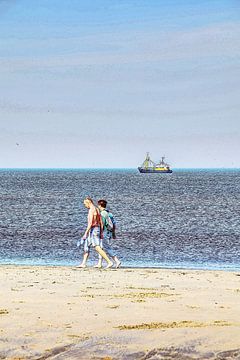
xmin=0 ymin=0 xmax=240 ymax=168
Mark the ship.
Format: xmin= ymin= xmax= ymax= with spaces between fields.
xmin=138 ymin=153 xmax=173 ymax=173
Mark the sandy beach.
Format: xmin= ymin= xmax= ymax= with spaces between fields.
xmin=0 ymin=265 xmax=240 ymax=359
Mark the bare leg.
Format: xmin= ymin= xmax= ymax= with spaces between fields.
xmin=94 ymin=251 xmax=103 ymax=268
xmin=94 ymin=256 xmax=103 ymax=268
xmin=95 ymin=246 xmax=113 ymax=268
xmin=95 ymin=254 xmax=120 ymax=269
xmin=112 ymin=256 xmax=121 ymax=268
xmin=77 ymin=252 xmax=89 ymax=268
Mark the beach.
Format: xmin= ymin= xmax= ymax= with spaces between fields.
xmin=0 ymin=266 xmax=240 ymax=359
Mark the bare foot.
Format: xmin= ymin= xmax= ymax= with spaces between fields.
xmin=105 ymin=262 xmax=113 ymax=269
xmin=94 ymin=264 xmax=102 ymax=268
xmin=76 ymin=264 xmax=87 ymax=268
xmin=115 ymin=260 xmax=121 ymax=269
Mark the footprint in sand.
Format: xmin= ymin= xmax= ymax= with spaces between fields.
xmin=0 ymin=309 xmax=9 ymax=315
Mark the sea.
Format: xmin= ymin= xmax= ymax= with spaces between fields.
xmin=0 ymin=169 xmax=239 ymax=271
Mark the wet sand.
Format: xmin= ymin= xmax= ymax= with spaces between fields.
xmin=0 ymin=265 xmax=240 ymax=359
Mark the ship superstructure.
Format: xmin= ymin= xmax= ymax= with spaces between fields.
xmin=138 ymin=153 xmax=172 ymax=173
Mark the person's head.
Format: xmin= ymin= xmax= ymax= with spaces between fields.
xmin=83 ymin=197 xmax=94 ymax=209
xmin=98 ymin=199 xmax=107 ymax=211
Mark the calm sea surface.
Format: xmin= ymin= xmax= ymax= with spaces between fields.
xmin=0 ymin=169 xmax=239 ymax=270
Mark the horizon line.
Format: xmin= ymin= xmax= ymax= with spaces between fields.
xmin=0 ymin=167 xmax=240 ymax=170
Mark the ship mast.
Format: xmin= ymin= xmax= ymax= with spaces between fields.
xmin=160 ymin=156 xmax=165 ymax=166
xmin=158 ymin=156 xmax=170 ymax=168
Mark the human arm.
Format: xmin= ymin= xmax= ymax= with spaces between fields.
xmin=99 ymin=215 xmax=104 ymax=239
xmin=112 ymin=224 xmax=116 ymax=239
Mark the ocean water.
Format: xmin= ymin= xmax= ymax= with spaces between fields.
xmin=0 ymin=169 xmax=239 ymax=270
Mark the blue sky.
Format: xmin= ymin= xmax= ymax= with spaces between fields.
xmin=0 ymin=0 xmax=240 ymax=168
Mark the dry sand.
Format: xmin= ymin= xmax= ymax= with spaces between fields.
xmin=0 ymin=265 xmax=240 ymax=359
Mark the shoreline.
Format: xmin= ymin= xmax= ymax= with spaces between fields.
xmin=1 ymin=265 xmax=240 ymax=359
xmin=1 ymin=262 xmax=240 ymax=272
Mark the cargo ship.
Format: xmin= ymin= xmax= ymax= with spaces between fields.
xmin=138 ymin=153 xmax=173 ymax=173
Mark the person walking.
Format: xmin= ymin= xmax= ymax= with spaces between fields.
xmin=95 ymin=199 xmax=121 ymax=269
xmin=78 ymin=197 xmax=113 ymax=268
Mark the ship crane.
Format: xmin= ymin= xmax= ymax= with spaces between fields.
xmin=142 ymin=152 xmax=155 ymax=169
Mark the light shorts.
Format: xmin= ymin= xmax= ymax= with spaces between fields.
xmin=83 ymin=227 xmax=101 ymax=253
xmin=101 ymin=230 xmax=116 ymax=258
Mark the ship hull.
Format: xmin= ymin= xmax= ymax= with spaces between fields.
xmin=138 ymin=167 xmax=172 ymax=173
